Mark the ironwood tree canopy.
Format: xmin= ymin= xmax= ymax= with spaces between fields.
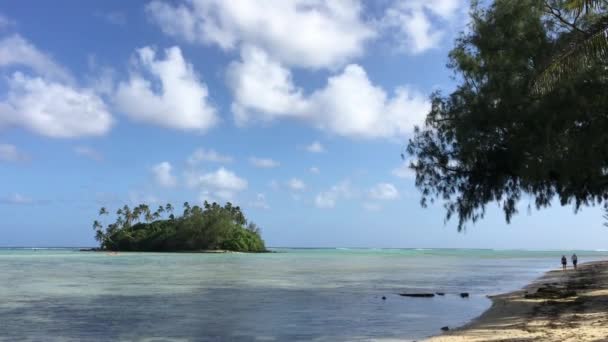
xmin=407 ymin=0 xmax=608 ymax=230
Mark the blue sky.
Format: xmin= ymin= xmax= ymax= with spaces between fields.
xmin=0 ymin=0 xmax=606 ymax=249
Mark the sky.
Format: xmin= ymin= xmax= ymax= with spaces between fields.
xmin=0 ymin=0 xmax=606 ymax=249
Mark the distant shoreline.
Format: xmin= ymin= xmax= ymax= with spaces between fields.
xmin=426 ymin=260 xmax=608 ymax=341
xmin=78 ymin=248 xmax=272 ymax=253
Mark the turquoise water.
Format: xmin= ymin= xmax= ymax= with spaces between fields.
xmin=1 ymin=248 xmax=607 ymax=341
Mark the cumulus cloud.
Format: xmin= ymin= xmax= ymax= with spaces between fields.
xmin=250 ymin=193 xmax=270 ymax=209
xmin=146 ymin=0 xmax=375 ymax=69
xmin=314 ymin=180 xmax=353 ymax=209
xmin=227 ymin=46 xmax=307 ymax=125
xmin=74 ymin=146 xmax=103 ymax=162
xmin=152 ymin=161 xmax=177 ymax=188
xmin=306 ymin=141 xmax=325 ymax=153
xmin=228 ymin=57 xmax=430 ymax=139
xmin=114 ymin=46 xmax=218 ymax=132
xmin=381 ymin=0 xmax=462 ymax=54
xmin=0 ymin=34 xmax=73 ymax=83
xmin=287 ymin=178 xmax=306 ymax=191
xmin=0 ymin=72 xmax=113 ymax=138
xmin=307 ymin=65 xmax=429 ymax=138
xmin=0 ymin=143 xmax=28 ymax=162
xmin=187 ymin=167 xmax=248 ymax=201
xmin=369 ymin=182 xmax=399 ymax=200
xmin=249 ymin=157 xmax=280 ymax=169
xmin=187 ymin=147 xmax=233 ymax=165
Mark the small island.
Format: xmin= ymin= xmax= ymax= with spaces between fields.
xmin=91 ymin=201 xmax=267 ymax=252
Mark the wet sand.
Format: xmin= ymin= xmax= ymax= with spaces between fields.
xmin=426 ymin=261 xmax=608 ymax=341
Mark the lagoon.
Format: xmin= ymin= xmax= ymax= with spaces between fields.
xmin=2 ymin=248 xmax=607 ymax=341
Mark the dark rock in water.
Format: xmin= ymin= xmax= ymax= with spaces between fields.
xmin=441 ymin=326 xmax=450 ymax=331
xmin=435 ymin=292 xmax=445 ymax=296
xmin=400 ymin=293 xmax=435 ymax=298
xmin=460 ymin=292 xmax=469 ymax=298
xmin=382 ymin=296 xmax=386 ymax=300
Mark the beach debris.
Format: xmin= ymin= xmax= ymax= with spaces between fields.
xmin=441 ymin=326 xmax=450 ymax=331
xmin=435 ymin=292 xmax=445 ymax=296
xmin=399 ymin=293 xmax=435 ymax=298
xmin=460 ymin=292 xmax=469 ymax=298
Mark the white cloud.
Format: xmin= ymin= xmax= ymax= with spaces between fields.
xmin=306 ymin=141 xmax=325 ymax=153
xmin=0 ymin=193 xmax=46 ymax=205
xmin=152 ymin=161 xmax=177 ymax=188
xmin=187 ymin=167 xmax=248 ymax=200
xmin=314 ymin=180 xmax=353 ymax=209
xmin=381 ymin=0 xmax=461 ymax=54
xmin=0 ymin=143 xmax=27 ymax=162
xmin=369 ymin=182 xmax=399 ymax=200
xmin=146 ymin=0 xmax=375 ymax=69
xmin=250 ymin=193 xmax=270 ymax=209
xmin=307 ymin=64 xmax=429 ymax=138
xmin=309 ymin=166 xmax=320 ymax=174
xmin=0 ymin=72 xmax=113 ymax=138
xmin=0 ymin=34 xmax=73 ymax=83
xmin=229 ymin=60 xmax=430 ymax=139
xmin=114 ymin=46 xmax=218 ymax=132
xmin=5 ymin=193 xmax=32 ymax=204
xmin=392 ymin=161 xmax=415 ymax=179
xmin=74 ymin=146 xmax=103 ymax=162
xmin=227 ymin=46 xmax=307 ymax=125
xmin=187 ymin=148 xmax=233 ymax=164
xmin=287 ymin=178 xmax=306 ymax=191
xmin=249 ymin=157 xmax=280 ymax=168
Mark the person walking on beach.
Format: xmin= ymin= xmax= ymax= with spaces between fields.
xmin=572 ymin=253 xmax=578 ymax=270
xmin=561 ymin=255 xmax=567 ymax=271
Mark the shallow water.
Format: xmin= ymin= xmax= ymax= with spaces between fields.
xmin=1 ymin=248 xmax=606 ymax=341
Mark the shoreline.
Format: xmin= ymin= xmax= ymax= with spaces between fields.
xmin=78 ymin=248 xmax=273 ymax=253
xmin=426 ymin=260 xmax=608 ymax=341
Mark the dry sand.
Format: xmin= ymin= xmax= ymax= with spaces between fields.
xmin=425 ymin=261 xmax=608 ymax=342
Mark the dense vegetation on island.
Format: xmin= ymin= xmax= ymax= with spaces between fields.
xmin=92 ymin=202 xmax=267 ymax=252
xmin=407 ymin=0 xmax=608 ymax=229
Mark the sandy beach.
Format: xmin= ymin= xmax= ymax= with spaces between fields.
xmin=426 ymin=261 xmax=608 ymax=342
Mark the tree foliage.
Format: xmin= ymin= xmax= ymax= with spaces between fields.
xmin=92 ymin=202 xmax=267 ymax=252
xmin=534 ymin=0 xmax=608 ymax=94
xmin=407 ymin=0 xmax=608 ymax=230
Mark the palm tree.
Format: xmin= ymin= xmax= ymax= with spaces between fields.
xmin=92 ymin=220 xmax=102 ymax=231
xmin=133 ymin=207 xmax=142 ymax=224
xmin=534 ymin=0 xmax=608 ymax=93
xmin=156 ymin=205 xmax=165 ymax=217
xmin=99 ymin=207 xmax=108 ymax=216
xmin=122 ymin=205 xmax=133 ymax=227
xmin=145 ymin=210 xmax=154 ymax=223
xmin=183 ymin=201 xmax=191 ymax=217
xmin=165 ymin=203 xmax=173 ymax=215
xmin=94 ymin=230 xmax=105 ymax=243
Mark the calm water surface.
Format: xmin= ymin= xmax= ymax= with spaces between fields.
xmin=1 ymin=248 xmax=607 ymax=341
